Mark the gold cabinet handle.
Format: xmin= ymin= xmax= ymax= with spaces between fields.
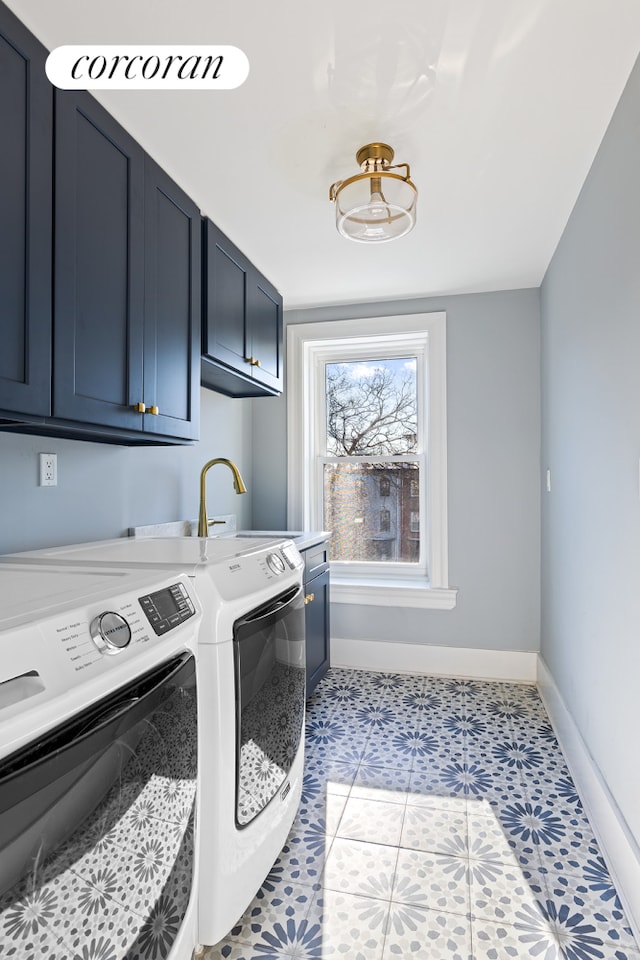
xmin=304 ymin=593 xmax=315 ymax=605
xmin=246 ymin=356 xmax=261 ymax=367
xmin=146 ymin=405 xmax=159 ymax=415
xmin=134 ymin=402 xmax=146 ymax=413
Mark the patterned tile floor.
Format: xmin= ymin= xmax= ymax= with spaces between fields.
xmin=202 ymin=668 xmax=639 ymax=960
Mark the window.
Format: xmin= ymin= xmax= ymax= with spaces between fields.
xmin=287 ymin=313 xmax=456 ymax=609
xmin=379 ymin=508 xmax=391 ymax=533
xmin=323 ymin=355 xmax=420 ymax=569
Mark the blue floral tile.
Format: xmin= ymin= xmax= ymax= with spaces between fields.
xmin=548 ymin=855 xmax=625 ymax=912
xmin=271 ymin=834 xmax=331 ymax=888
xmin=401 ymin=804 xmax=468 ymax=855
xmin=306 ymin=734 xmax=369 ymax=765
xmin=302 ymin=756 xmax=358 ymax=797
xmin=229 ymin=880 xmax=314 ymax=947
xmin=393 ymin=687 xmax=448 ymax=719
xmin=383 ymin=904 xmax=472 ymax=960
xmin=337 ymin=797 xmax=405 ymax=846
xmin=407 ymin=759 xmax=480 ymax=803
xmin=308 ymin=888 xmax=388 ymax=958
xmin=322 ymin=838 xmax=399 ymax=899
xmin=351 ymin=764 xmax=411 ymax=803
xmin=296 ymin=793 xmax=348 ymax=837
xmin=353 ymin=702 xmax=405 ymax=732
xmin=245 ymin=916 xmax=323 ymax=959
xmin=541 ymin=879 xmax=637 ymax=952
xmin=367 ymin=673 xmax=419 ymax=696
xmin=470 ymin=863 xmax=547 ymax=925
xmin=514 ymin=898 xmax=631 ymax=960
xmin=201 ymin=667 xmax=638 ymax=960
xmin=358 ymin=735 xmax=418 ymax=771
xmin=471 ymin=916 xmax=564 ymax=960
xmin=467 ymin=810 xmax=521 ymax=866
xmin=393 ymin=848 xmax=470 ymax=916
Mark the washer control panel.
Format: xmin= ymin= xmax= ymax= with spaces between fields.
xmin=266 ymin=552 xmax=286 ymax=576
xmin=280 ymin=543 xmax=301 ymax=569
xmin=90 ymin=611 xmax=132 ymax=655
xmin=139 ymin=582 xmax=196 ymax=636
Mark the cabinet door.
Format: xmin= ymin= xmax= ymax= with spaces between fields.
xmin=201 ymin=217 xmax=283 ymax=397
xmin=53 ymin=89 xmax=145 ymax=430
xmin=0 ymin=4 xmax=52 ymax=416
xmin=246 ymin=268 xmax=283 ymax=394
xmin=202 ymin=218 xmax=249 ymax=375
xmin=143 ymin=157 xmax=201 ymax=441
xmin=305 ymin=567 xmax=331 ymax=696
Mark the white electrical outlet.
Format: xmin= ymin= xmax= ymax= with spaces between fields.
xmin=39 ymin=453 xmax=58 ymax=487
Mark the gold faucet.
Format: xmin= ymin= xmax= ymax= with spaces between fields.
xmin=197 ymin=458 xmax=247 ymax=538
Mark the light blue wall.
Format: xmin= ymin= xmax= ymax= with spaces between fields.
xmin=540 ymin=56 xmax=640 ymax=843
xmin=254 ymin=288 xmax=541 ymax=654
xmin=0 ymin=388 xmax=254 ymax=554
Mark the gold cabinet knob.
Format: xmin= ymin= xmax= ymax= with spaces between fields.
xmin=146 ymin=405 xmax=160 ymax=415
xmin=133 ymin=401 xmax=146 ymax=413
xmin=304 ymin=593 xmax=315 ymax=605
xmin=246 ymin=356 xmax=261 ymax=367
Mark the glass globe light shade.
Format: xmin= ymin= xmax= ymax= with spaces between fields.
xmin=334 ymin=174 xmax=417 ymax=242
xmin=329 ymin=143 xmax=418 ymax=243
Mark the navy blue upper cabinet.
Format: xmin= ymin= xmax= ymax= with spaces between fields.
xmin=0 ymin=2 xmax=52 ymax=418
xmin=54 ymin=90 xmax=200 ymax=441
xmin=54 ymin=90 xmax=146 ymax=431
xmin=201 ymin=218 xmax=283 ymax=397
xmin=142 ymin=155 xmax=201 ymax=441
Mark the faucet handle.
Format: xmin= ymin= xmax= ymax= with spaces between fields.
xmin=208 ymin=519 xmax=227 ymax=527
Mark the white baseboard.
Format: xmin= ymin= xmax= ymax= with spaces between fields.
xmin=331 ymin=637 xmax=538 ymax=683
xmin=537 ymin=655 xmax=640 ymax=941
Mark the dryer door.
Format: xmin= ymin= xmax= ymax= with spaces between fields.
xmin=233 ymin=585 xmax=305 ymax=827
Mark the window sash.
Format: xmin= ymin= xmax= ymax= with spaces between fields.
xmin=286 ymin=312 xmax=449 ymax=593
xmin=315 ymin=346 xmax=427 ymax=580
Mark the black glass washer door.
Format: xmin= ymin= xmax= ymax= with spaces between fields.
xmin=234 ymin=585 xmax=305 ymax=827
xmin=0 ymin=653 xmax=197 ymax=960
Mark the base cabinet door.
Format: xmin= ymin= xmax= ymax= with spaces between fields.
xmin=302 ymin=541 xmax=331 ymax=697
xmin=0 ymin=3 xmax=52 ymax=418
xmin=305 ymin=567 xmax=330 ymax=697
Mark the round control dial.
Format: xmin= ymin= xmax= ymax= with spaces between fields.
xmin=266 ymin=552 xmax=286 ymax=575
xmin=90 ymin=611 xmax=132 ymax=655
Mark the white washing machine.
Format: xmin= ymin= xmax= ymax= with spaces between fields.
xmin=0 ymin=560 xmax=202 ymax=960
xmin=8 ymin=536 xmax=306 ymax=948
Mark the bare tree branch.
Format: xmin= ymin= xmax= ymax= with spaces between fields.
xmin=326 ymin=362 xmax=417 ymax=456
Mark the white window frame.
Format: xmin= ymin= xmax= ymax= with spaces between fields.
xmin=287 ymin=312 xmax=457 ymax=610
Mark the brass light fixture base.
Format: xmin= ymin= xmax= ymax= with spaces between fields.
xmin=355 ymin=142 xmax=395 ymax=169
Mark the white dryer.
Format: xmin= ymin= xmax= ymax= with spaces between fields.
xmin=0 ymin=561 xmax=202 ymax=960
xmin=8 ymin=536 xmax=306 ymax=948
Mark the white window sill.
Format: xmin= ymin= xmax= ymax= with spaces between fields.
xmin=330 ymin=579 xmax=458 ymax=610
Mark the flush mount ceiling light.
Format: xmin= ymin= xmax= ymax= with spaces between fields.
xmin=329 ymin=142 xmax=417 ymax=243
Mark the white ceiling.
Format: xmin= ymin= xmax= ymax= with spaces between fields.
xmin=8 ymin=0 xmax=640 ymax=308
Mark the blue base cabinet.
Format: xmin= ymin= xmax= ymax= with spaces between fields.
xmin=301 ymin=541 xmax=331 ymax=697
